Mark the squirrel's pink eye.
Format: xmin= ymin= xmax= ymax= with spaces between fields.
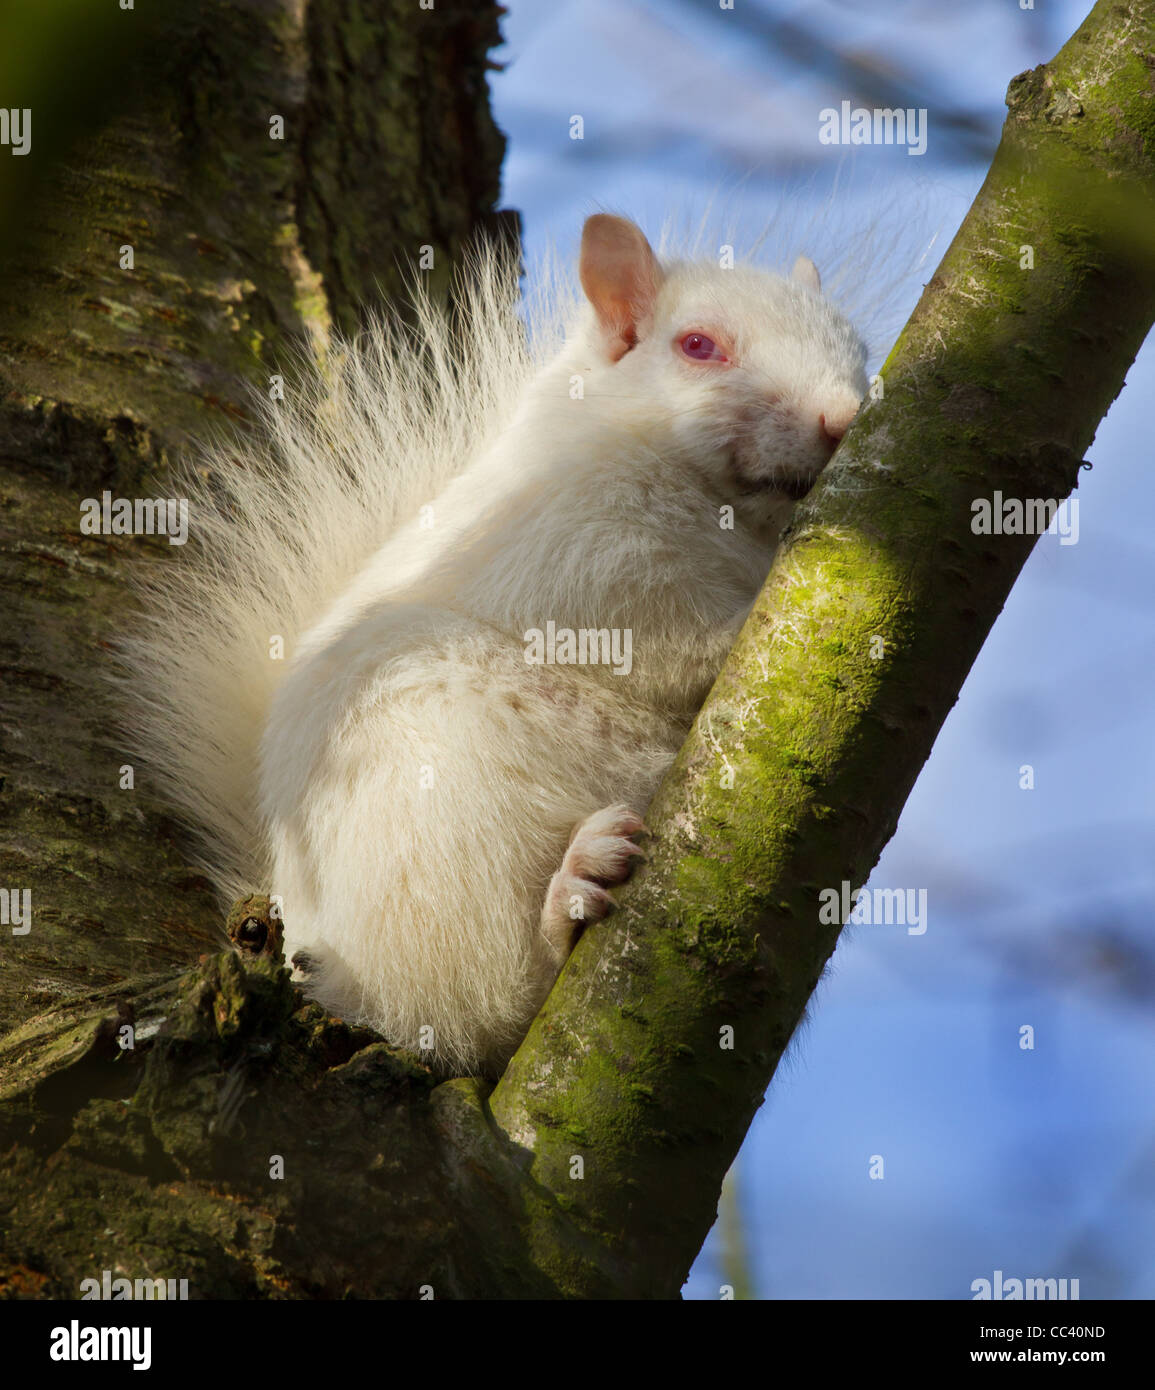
xmin=681 ymin=332 xmax=726 ymax=363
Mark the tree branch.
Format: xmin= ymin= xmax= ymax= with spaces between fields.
xmin=488 ymin=0 xmax=1155 ymax=1295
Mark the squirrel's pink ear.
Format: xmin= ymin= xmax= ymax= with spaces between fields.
xmin=791 ymin=255 xmax=821 ymax=293
xmin=579 ymin=215 xmax=662 ymax=361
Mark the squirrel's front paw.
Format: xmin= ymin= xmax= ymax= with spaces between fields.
xmin=540 ymin=803 xmax=647 ymax=957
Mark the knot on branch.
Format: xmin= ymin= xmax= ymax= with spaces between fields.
xmin=226 ymin=893 xmax=285 ymax=961
xmin=1006 ymin=64 xmax=1048 ymax=113
xmin=1005 ymin=65 xmax=1084 ymax=127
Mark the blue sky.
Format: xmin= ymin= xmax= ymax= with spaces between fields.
xmin=489 ymin=0 xmax=1155 ymax=1299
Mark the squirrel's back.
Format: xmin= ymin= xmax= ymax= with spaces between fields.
xmin=117 ymin=238 xmax=558 ymax=902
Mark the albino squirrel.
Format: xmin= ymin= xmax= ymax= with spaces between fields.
xmin=123 ymin=214 xmax=867 ymax=1077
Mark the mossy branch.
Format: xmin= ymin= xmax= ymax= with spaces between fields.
xmin=488 ymin=0 xmax=1155 ymax=1295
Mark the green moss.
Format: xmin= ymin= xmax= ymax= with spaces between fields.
xmin=485 ymin=0 xmax=1155 ymax=1298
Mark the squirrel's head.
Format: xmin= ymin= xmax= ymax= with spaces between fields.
xmin=575 ymin=213 xmax=868 ymax=503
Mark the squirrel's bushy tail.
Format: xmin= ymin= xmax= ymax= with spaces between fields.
xmin=118 ymin=240 xmax=562 ymax=905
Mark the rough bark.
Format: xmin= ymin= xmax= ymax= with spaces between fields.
xmin=0 ymin=0 xmax=511 ymax=1038
xmin=1 ymin=0 xmax=1153 ymax=1300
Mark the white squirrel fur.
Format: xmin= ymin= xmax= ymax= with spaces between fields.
xmin=121 ymin=214 xmax=868 ymax=1076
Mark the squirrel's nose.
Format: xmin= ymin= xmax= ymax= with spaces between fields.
xmin=819 ymin=411 xmax=846 ymax=443
xmin=819 ymin=400 xmax=859 ymax=453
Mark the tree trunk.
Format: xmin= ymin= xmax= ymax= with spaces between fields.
xmin=1 ymin=0 xmax=1152 ymax=1299
xmin=0 ymin=0 xmax=511 ymax=1038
